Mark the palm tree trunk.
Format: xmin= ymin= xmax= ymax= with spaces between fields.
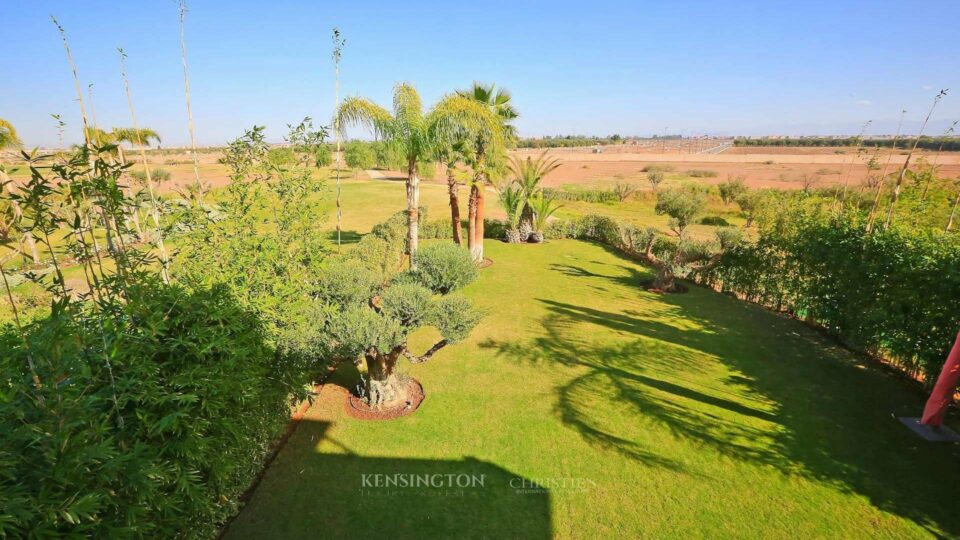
xmin=474 ymin=183 xmax=486 ymax=262
xmin=406 ymin=161 xmax=420 ymax=270
xmin=468 ymin=183 xmax=478 ymax=254
xmin=447 ymin=167 xmax=462 ymax=245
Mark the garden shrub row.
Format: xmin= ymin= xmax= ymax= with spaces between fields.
xmin=697 ymin=218 xmax=960 ymax=383
xmin=542 ymin=187 xmax=619 ymax=204
xmin=544 ymin=211 xmax=960 ymax=384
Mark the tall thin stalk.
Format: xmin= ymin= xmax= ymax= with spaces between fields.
xmin=119 ymin=48 xmax=170 ymax=283
xmin=86 ymin=82 xmax=118 ymax=254
xmin=51 ymin=17 xmax=124 ymax=428
xmin=332 ymin=28 xmax=345 ymax=250
xmin=837 ymin=120 xmax=871 ymax=209
xmin=52 ymin=16 xmax=106 ymax=279
xmin=178 ymin=0 xmax=205 ymax=206
xmin=866 ymin=109 xmax=906 ymax=233
xmin=883 ymin=89 xmax=947 ymax=229
xmin=947 ymin=183 xmax=960 ymax=232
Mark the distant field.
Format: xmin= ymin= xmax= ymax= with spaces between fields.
xmin=9 ymin=143 xmax=960 ymax=195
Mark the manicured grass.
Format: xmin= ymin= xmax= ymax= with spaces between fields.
xmin=224 ymin=239 xmax=960 ymax=539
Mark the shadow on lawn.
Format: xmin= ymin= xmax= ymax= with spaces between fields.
xmin=224 ymin=419 xmax=552 ymax=539
xmin=482 ymin=261 xmax=960 ymax=536
xmin=326 ymin=229 xmax=363 ymax=245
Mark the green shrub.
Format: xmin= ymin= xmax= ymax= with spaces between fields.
xmin=344 ymin=141 xmax=376 ymax=170
xmin=409 ymin=243 xmax=478 ymax=293
xmin=380 ymin=282 xmax=434 ymax=327
xmin=313 ymin=145 xmax=333 ymax=167
xmin=430 ymin=295 xmax=484 ymax=343
xmin=267 ymin=147 xmax=297 ymax=166
xmin=315 ymin=258 xmax=382 ymax=307
xmin=686 ymin=169 xmax=718 ymax=178
xmin=0 ymin=283 xmax=294 ymax=537
xmin=700 ymin=216 xmax=731 ymax=226
xmin=543 ymin=187 xmax=618 ymax=204
xmin=130 ymin=167 xmax=171 ymax=184
xmin=641 ymin=164 xmax=674 ymax=173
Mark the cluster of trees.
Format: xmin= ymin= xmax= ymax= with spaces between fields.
xmin=0 ymin=115 xmax=487 ymax=535
xmin=734 ymin=136 xmax=960 ymax=152
xmin=517 ymin=135 xmax=626 ymax=148
xmin=337 ymin=82 xmax=517 ymax=264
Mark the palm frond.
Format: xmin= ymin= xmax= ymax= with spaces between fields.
xmin=0 ymin=119 xmax=21 ymax=149
xmin=112 ymin=127 xmax=161 ymax=147
xmin=337 ymin=96 xmax=394 ymax=141
xmin=509 ymin=150 xmax=561 ymax=196
xmin=529 ymin=192 xmax=563 ymax=231
xmin=498 ymin=182 xmax=526 ymax=228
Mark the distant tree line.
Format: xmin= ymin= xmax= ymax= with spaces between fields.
xmin=516 ymin=134 xmax=685 ymax=148
xmin=734 ymin=136 xmax=960 ymax=151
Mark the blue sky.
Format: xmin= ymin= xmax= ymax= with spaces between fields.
xmin=2 ymin=0 xmax=959 ymax=147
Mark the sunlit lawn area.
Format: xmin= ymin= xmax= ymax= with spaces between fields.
xmin=225 ymin=238 xmax=960 ymax=539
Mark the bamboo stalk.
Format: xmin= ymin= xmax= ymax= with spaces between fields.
xmin=837 ymin=120 xmax=871 ymax=209
xmin=119 ymin=48 xmax=171 ymax=283
xmin=883 ymin=89 xmax=947 ymax=229
xmin=866 ymin=109 xmax=906 ymax=233
xmin=332 ymin=28 xmax=345 ymax=251
xmin=51 ymin=16 xmax=124 ymax=428
xmin=178 ymin=0 xmax=205 ymax=206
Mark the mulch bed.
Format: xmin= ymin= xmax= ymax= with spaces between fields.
xmin=479 ymin=257 xmax=494 ymax=269
xmin=345 ymin=377 xmax=425 ymax=420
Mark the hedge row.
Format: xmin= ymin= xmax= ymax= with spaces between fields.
xmin=698 ymin=219 xmax=960 ymax=383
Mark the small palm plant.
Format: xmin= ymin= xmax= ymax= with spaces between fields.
xmin=527 ymin=192 xmax=562 ymax=243
xmin=509 ymin=150 xmax=560 ymax=229
xmin=498 ymin=183 xmax=526 ymax=243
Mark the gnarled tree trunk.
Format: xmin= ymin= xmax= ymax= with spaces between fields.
xmin=364 ymin=344 xmax=406 ymax=409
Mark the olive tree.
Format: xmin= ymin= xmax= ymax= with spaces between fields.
xmin=639 ymin=186 xmax=741 ymax=292
xmin=320 ymin=242 xmax=482 ymax=408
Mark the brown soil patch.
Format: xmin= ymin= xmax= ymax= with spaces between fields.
xmin=479 ymin=257 xmax=493 ymax=269
xmin=345 ymin=377 xmax=424 ymax=420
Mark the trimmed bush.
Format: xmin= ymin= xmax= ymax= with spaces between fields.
xmin=409 ymin=243 xmax=478 ymax=294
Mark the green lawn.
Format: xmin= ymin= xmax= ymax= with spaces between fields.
xmin=224 ymin=239 xmax=960 ymax=539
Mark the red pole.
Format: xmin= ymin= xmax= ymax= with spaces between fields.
xmin=921 ymin=331 xmax=960 ymax=426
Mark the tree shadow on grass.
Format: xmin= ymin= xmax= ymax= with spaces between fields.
xmin=482 ymin=261 xmax=960 ymax=536
xmin=224 ymin=419 xmax=552 ymax=539
xmin=326 ymin=229 xmax=363 ymax=245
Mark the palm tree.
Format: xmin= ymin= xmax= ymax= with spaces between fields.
xmin=0 ymin=119 xmax=21 ymax=149
xmin=111 ymin=127 xmax=160 ymax=169
xmin=435 ymin=139 xmax=469 ymax=245
xmin=338 ymin=83 xmax=433 ymax=269
xmin=429 ymin=95 xmax=503 ymax=248
xmin=456 ymin=82 xmax=518 ymax=261
xmin=498 ymin=183 xmax=525 ymax=243
xmin=509 ymin=150 xmax=560 ymax=231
